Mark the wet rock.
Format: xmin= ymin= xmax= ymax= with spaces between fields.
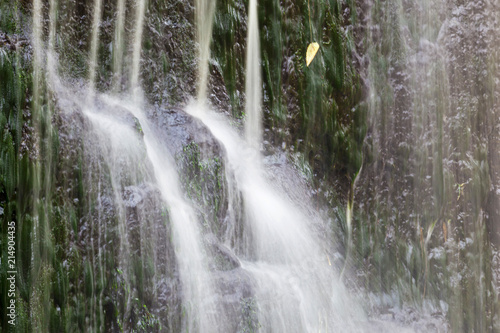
xmin=124 ymin=184 xmax=157 ymax=208
xmin=211 ymin=268 xmax=256 ymax=333
xmin=213 ymin=268 xmax=254 ymax=303
xmin=205 ymin=233 xmax=241 ymax=271
xmin=149 ymin=106 xmax=224 ymax=159
xmin=0 ymin=33 xmax=27 ymax=51
xmin=156 ymin=276 xmax=183 ymax=332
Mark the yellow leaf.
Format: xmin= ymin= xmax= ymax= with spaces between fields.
xmin=306 ymin=42 xmax=319 ymax=67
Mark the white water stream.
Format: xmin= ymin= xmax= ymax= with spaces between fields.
xmin=244 ymin=0 xmax=262 ymax=149
xmin=113 ymin=0 xmax=127 ymax=90
xmin=185 ymin=1 xmax=415 ymax=331
xmin=88 ymin=0 xmax=103 ymax=99
xmin=185 ymin=101 xmax=369 ymax=332
xmin=195 ymin=0 xmax=216 ymax=102
xmin=186 ymin=1 xmax=357 ymax=329
xmin=131 ymin=0 xmax=147 ymax=93
xmin=28 ymin=0 xmax=431 ymax=329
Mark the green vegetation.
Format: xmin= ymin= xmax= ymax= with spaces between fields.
xmin=212 ymin=0 xmax=366 ymax=186
xmin=178 ymin=142 xmax=226 ymax=236
xmin=1 ymin=3 xmax=34 ymax=331
xmin=1 ymin=0 xmax=499 ymax=331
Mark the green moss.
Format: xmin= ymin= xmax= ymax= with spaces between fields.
xmin=237 ymin=297 xmax=260 ymax=333
xmin=178 ymin=142 xmax=226 ymax=235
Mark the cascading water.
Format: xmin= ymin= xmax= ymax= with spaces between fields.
xmin=4 ymin=0 xmax=499 ymax=330
xmin=112 ymin=0 xmax=126 ymax=90
xmin=81 ymin=95 xmax=224 ymax=332
xmin=31 ymin=0 xmax=228 ymax=330
xmin=244 ymin=0 xmax=262 ymax=148
xmin=195 ymin=0 xmax=216 ymax=102
xmin=87 ymin=0 xmax=103 ymax=99
xmin=184 ymin=1 xmax=404 ymax=332
xmin=126 ymin=0 xmax=227 ymax=329
xmin=185 ymin=103 xmax=367 ymax=331
xmin=24 ymin=0 xmax=430 ymax=330
xmin=130 ymin=0 xmax=147 ymax=94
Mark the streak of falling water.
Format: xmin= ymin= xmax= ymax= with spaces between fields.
xmin=186 ymin=0 xmax=414 ymax=329
xmin=88 ymin=0 xmax=103 ymax=99
xmin=185 ymin=103 xmax=366 ymax=332
xmin=45 ymin=3 xmax=105 ymax=325
xmin=244 ymin=0 xmax=262 ymax=148
xmin=47 ymin=0 xmax=56 ymax=74
xmin=45 ymin=0 xmax=56 ymax=238
xmin=83 ymin=106 xmax=138 ymax=332
xmin=133 ymin=112 xmax=216 ymax=333
xmin=113 ymin=0 xmax=127 ymax=90
xmin=123 ymin=2 xmax=224 ymax=326
xmin=84 ymin=0 xmax=130 ymax=325
xmin=101 ymin=96 xmax=225 ymax=333
xmin=32 ymin=0 xmax=43 ymax=125
xmin=195 ymin=0 xmax=216 ymax=101
xmin=32 ymin=0 xmax=43 ymax=92
xmin=186 ymin=0 xmax=365 ymax=329
xmin=96 ymin=163 xmax=105 ymax=333
xmin=130 ymin=0 xmax=147 ymax=94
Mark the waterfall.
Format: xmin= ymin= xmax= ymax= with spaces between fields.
xmin=125 ymin=0 xmax=226 ymax=329
xmin=113 ymin=0 xmax=127 ymax=90
xmin=17 ymin=0 xmax=499 ymax=330
xmin=130 ymin=0 xmax=147 ymax=94
xmin=244 ymin=0 xmax=262 ymax=148
xmin=185 ymin=1 xmax=366 ymax=331
xmin=129 ymin=107 xmax=223 ymax=332
xmin=47 ymin=0 xmax=57 ymax=73
xmin=186 ymin=103 xmax=366 ymax=331
xmin=94 ymin=93 xmax=226 ymax=331
xmin=88 ymin=0 xmax=103 ymax=98
xmin=32 ymin=0 xmax=43 ymax=100
xmin=35 ymin=0 xmax=227 ymax=328
xmin=195 ymin=0 xmax=216 ymax=102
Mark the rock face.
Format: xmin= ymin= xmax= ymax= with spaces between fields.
xmin=149 ymin=106 xmax=225 ymax=159
xmin=205 ymin=233 xmax=241 ymax=271
xmin=213 ymin=268 xmax=257 ymax=333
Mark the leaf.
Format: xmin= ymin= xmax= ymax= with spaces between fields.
xmin=306 ymin=42 xmax=319 ymax=67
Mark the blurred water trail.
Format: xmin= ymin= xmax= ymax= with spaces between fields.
xmin=244 ymin=0 xmax=262 ymax=149
xmin=196 ymin=0 xmax=216 ymax=102
xmin=125 ymin=0 xmax=225 ymax=328
xmin=130 ymin=0 xmax=147 ymax=95
xmin=184 ymin=0 xmax=368 ymax=331
xmin=113 ymin=0 xmax=127 ymax=90
xmin=186 ymin=102 xmax=370 ymax=332
xmin=25 ymin=0 xmax=481 ymax=330
xmin=88 ymin=0 xmax=103 ymax=100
